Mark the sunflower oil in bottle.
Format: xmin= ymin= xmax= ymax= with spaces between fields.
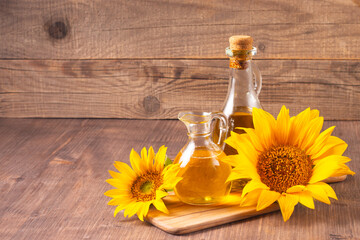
xmin=174 ymin=112 xmax=231 ymax=205
xmin=213 ymin=35 xmax=263 ymax=191
xmin=214 ymin=109 xmax=254 ymax=155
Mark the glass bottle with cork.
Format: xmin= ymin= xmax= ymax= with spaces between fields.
xmin=213 ymin=35 xmax=263 ymax=190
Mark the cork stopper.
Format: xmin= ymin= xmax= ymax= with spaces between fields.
xmin=229 ymin=35 xmax=253 ymax=51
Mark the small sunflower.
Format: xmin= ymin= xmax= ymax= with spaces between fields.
xmin=105 ymin=146 xmax=181 ymax=221
xmin=223 ymin=106 xmax=355 ymax=221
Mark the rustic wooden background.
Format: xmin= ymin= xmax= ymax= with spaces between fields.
xmin=0 ymin=0 xmax=359 ymax=119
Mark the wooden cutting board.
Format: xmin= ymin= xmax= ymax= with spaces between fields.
xmin=145 ymin=175 xmax=346 ymax=234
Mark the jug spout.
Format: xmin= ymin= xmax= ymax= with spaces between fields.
xmin=178 ymin=112 xmax=227 ymax=146
xmin=178 ymin=112 xmax=212 ymax=136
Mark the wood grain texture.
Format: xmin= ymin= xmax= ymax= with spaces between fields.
xmin=146 ymin=194 xmax=280 ymax=235
xmin=0 ymin=0 xmax=359 ymax=59
xmin=1 ymin=59 xmax=359 ymax=119
xmin=146 ymin=174 xmax=347 ymax=235
xmin=0 ymin=119 xmax=359 ymax=239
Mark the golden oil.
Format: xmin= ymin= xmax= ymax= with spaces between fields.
xmin=174 ymin=148 xmax=231 ymax=205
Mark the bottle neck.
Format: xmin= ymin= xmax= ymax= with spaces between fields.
xmin=222 ymin=58 xmax=261 ymax=115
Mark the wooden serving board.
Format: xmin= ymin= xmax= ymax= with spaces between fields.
xmin=145 ymin=175 xmax=347 ymax=234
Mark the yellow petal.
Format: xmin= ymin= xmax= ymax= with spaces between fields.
xmin=108 ymin=170 xmax=122 ymax=179
xmin=114 ymin=205 xmax=126 ymax=217
xmin=153 ymin=199 xmax=169 ymax=214
xmin=240 ymin=189 xmax=262 ymax=207
xmin=330 ymin=164 xmax=355 ymax=177
xmin=124 ymin=201 xmax=142 ymax=218
xmin=225 ymin=133 xmax=258 ymax=164
xmin=130 ymin=149 xmax=143 ymax=174
xmin=141 ymin=147 xmax=148 ymax=165
xmin=252 ymin=108 xmax=276 ymax=150
xmin=114 ymin=161 xmax=136 ymax=179
xmin=277 ymin=194 xmax=299 ymax=222
xmin=286 ymin=185 xmax=305 ymax=193
xmin=275 ymin=106 xmax=290 ymax=145
xmin=137 ymin=202 xmax=151 ymax=221
xmin=114 ymin=199 xmax=135 ymax=217
xmin=156 ymin=190 xmax=168 ymax=199
xmin=148 ymin=146 xmax=155 ymax=169
xmin=306 ymin=184 xmax=330 ymax=204
xmin=142 ymin=202 xmax=152 ymax=219
xmin=155 ymin=146 xmax=167 ymax=171
xmin=136 ymin=205 xmax=145 ymax=221
xmin=256 ymin=189 xmax=281 ymax=211
xmin=108 ymin=196 xmax=132 ymax=206
xmin=237 ymin=127 xmax=264 ymax=152
xmin=300 ymin=117 xmax=324 ymax=151
xmin=309 ymin=156 xmax=340 ymax=183
xmin=310 ymin=109 xmax=320 ymax=119
xmin=241 ymin=180 xmax=269 ymax=198
xmin=297 ymin=191 xmax=315 ymax=209
xmin=288 ymin=108 xmax=311 ymax=146
xmin=104 ymin=188 xmax=129 ymax=197
xmin=227 ymin=163 xmax=260 ymax=182
xmin=311 ymin=182 xmax=337 ymax=200
xmin=221 ymin=154 xmax=242 ymax=167
xmin=307 ymin=126 xmax=335 ymax=156
xmin=312 ymin=136 xmax=347 ymax=160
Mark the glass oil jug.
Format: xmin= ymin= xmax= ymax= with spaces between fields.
xmin=174 ymin=112 xmax=232 ymax=205
xmin=213 ymin=35 xmax=262 ymax=155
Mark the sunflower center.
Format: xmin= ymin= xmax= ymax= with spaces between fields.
xmin=131 ymin=171 xmax=163 ymax=202
xmin=257 ymin=145 xmax=312 ymax=193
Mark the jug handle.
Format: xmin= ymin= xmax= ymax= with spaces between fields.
xmin=252 ymin=62 xmax=262 ymax=95
xmin=211 ymin=112 xmax=228 ymax=147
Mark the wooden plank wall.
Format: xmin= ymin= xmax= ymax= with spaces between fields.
xmin=0 ymin=0 xmax=359 ymax=120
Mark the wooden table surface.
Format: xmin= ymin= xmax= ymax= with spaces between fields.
xmin=0 ymin=119 xmax=359 ymax=240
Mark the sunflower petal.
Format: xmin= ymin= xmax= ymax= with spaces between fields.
xmin=153 ymin=199 xmax=169 ymax=214
xmin=155 ymin=146 xmax=167 ymax=171
xmin=307 ymin=126 xmax=335 ymax=156
xmin=108 ymin=170 xmax=122 ymax=179
xmin=277 ymin=194 xmax=299 ymax=222
xmin=108 ymin=197 xmax=132 ymax=206
xmin=297 ymin=191 xmax=315 ymax=209
xmin=114 ymin=161 xmax=136 ymax=178
xmin=147 ymin=146 xmax=155 ymax=169
xmin=240 ymin=189 xmax=262 ymax=207
xmin=256 ymin=189 xmax=281 ymax=211
xmin=312 ymin=136 xmax=348 ymax=160
xmin=241 ymin=180 xmax=269 ymax=198
xmin=141 ymin=147 xmax=148 ymax=165
xmin=237 ymin=127 xmax=264 ymax=152
xmin=309 ymin=156 xmax=341 ymax=183
xmin=130 ymin=149 xmax=143 ymax=174
xmin=275 ymin=106 xmax=290 ymax=145
xmin=312 ymin=182 xmax=337 ymax=200
xmin=114 ymin=204 xmax=127 ymax=217
xmin=225 ymin=133 xmax=258 ymax=164
xmin=330 ymin=164 xmax=355 ymax=177
xmin=124 ymin=202 xmax=142 ymax=218
xmin=104 ymin=188 xmax=129 ymax=197
xmin=252 ymin=108 xmax=276 ymax=149
xmin=286 ymin=185 xmax=305 ymax=193
xmin=306 ymin=184 xmax=331 ymax=204
xmin=288 ymin=108 xmax=310 ymax=145
xmin=227 ymin=164 xmax=259 ymax=182
xmin=156 ymin=190 xmax=168 ymax=199
xmin=300 ymin=117 xmax=324 ymax=151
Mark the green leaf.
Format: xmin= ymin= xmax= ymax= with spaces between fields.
xmin=164 ymin=156 xmax=173 ymax=168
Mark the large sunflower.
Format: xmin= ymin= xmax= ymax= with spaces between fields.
xmin=223 ymin=106 xmax=355 ymax=221
xmin=105 ymin=146 xmax=181 ymax=221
